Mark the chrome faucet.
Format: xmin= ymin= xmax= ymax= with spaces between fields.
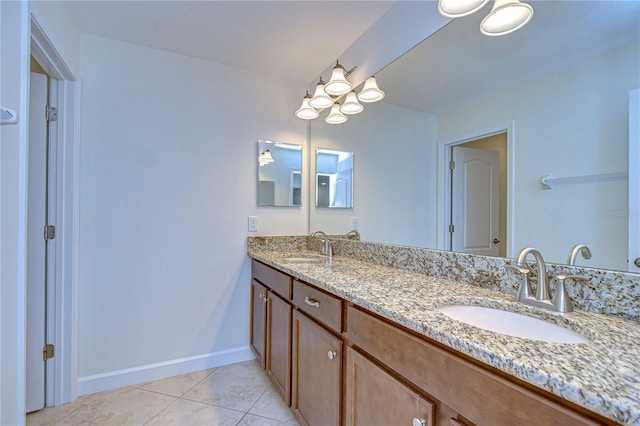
xmin=345 ymin=229 xmax=360 ymax=240
xmin=311 ymin=230 xmax=333 ymax=257
xmin=514 ymin=247 xmax=551 ymax=302
xmin=567 ymin=244 xmax=591 ymax=265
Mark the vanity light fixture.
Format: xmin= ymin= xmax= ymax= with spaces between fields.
xmin=480 ymin=0 xmax=534 ymax=36
xmin=438 ymin=0 xmax=490 ymax=18
xmin=438 ymin=0 xmax=533 ymax=36
xmin=259 ymin=149 xmax=275 ymax=166
xmin=325 ymin=102 xmax=348 ymax=124
xmin=340 ymin=91 xmax=364 ymax=115
xmin=324 ymin=61 xmax=353 ymax=96
xmin=357 ymin=76 xmax=385 ymax=103
xmin=309 ymin=78 xmax=334 ymax=109
xmin=295 ymin=91 xmax=320 ymax=120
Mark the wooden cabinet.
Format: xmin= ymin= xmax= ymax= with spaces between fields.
xmin=250 ymin=279 xmax=267 ymax=368
xmin=291 ymin=309 xmax=342 ymax=426
xmin=266 ymin=291 xmax=292 ymax=405
xmin=345 ymin=346 xmax=434 ymax=426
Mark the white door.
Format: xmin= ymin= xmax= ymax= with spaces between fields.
xmin=629 ymin=89 xmax=640 ymax=273
xmin=451 ymin=146 xmax=500 ymax=256
xmin=26 ymin=72 xmax=48 ymax=412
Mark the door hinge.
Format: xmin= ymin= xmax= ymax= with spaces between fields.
xmin=44 ymin=225 xmax=56 ymax=241
xmin=449 ymin=160 xmax=455 ymax=170
xmin=43 ymin=344 xmax=55 ymax=361
xmin=46 ymin=105 xmax=58 ymax=122
xmin=449 ymin=224 xmax=455 ymax=233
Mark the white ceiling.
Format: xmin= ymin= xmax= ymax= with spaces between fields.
xmin=67 ymin=0 xmax=396 ymax=84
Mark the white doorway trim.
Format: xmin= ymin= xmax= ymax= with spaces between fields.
xmin=436 ymin=121 xmax=515 ymax=258
xmin=30 ymin=15 xmax=80 ymax=407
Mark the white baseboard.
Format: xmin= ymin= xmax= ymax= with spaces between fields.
xmin=77 ymin=346 xmax=255 ymax=396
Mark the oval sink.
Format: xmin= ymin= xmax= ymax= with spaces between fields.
xmin=437 ymin=305 xmax=590 ymax=344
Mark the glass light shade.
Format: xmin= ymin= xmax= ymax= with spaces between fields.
xmin=324 ymin=63 xmax=352 ymax=96
xmin=480 ymin=0 xmax=533 ymax=36
xmin=262 ymin=150 xmax=274 ymax=163
xmin=438 ymin=0 xmax=490 ymax=17
xmin=295 ymin=92 xmax=319 ymax=120
xmin=357 ymin=77 xmax=385 ymax=103
xmin=309 ymin=79 xmax=334 ymax=109
xmin=340 ymin=91 xmax=364 ymax=115
xmin=325 ymin=103 xmax=348 ymax=124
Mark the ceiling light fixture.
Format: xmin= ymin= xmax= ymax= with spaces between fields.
xmin=295 ymin=91 xmax=320 ymax=120
xmin=438 ymin=0 xmax=490 ymax=18
xmin=325 ymin=102 xmax=348 ymax=125
xmin=357 ymin=76 xmax=385 ymax=103
xmin=325 ymin=61 xmax=353 ymax=96
xmin=340 ymin=91 xmax=364 ymax=115
xmin=438 ymin=0 xmax=533 ymax=36
xmin=480 ymin=0 xmax=534 ymax=36
xmin=309 ymin=78 xmax=334 ymax=109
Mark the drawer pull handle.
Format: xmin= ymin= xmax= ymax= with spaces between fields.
xmin=304 ymin=297 xmax=320 ymax=308
xmin=412 ymin=419 xmax=426 ymax=426
xmin=327 ymin=351 xmax=337 ymax=360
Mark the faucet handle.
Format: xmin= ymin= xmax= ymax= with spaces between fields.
xmin=506 ymin=264 xmax=532 ymax=302
xmin=552 ymin=275 xmax=588 ymax=313
xmin=505 ymin=264 xmax=529 ymax=274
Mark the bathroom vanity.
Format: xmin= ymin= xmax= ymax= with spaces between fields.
xmin=248 ymin=237 xmax=640 ymax=426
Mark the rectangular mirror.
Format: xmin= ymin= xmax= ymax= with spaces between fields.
xmin=316 ymin=148 xmax=353 ymax=208
xmin=257 ymin=140 xmax=302 ymax=207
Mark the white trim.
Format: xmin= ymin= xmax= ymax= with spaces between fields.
xmin=436 ymin=121 xmax=515 ymax=258
xmin=30 ymin=14 xmax=80 ymax=407
xmin=629 ymin=89 xmax=640 ymax=273
xmin=77 ymin=346 xmax=255 ymax=396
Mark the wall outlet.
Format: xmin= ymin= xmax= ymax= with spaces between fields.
xmin=351 ymin=217 xmax=359 ymax=231
xmin=248 ymin=216 xmax=258 ymax=232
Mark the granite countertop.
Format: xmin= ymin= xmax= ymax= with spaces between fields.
xmin=248 ymin=248 xmax=640 ymax=425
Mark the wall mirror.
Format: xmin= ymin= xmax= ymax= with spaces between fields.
xmin=309 ymin=0 xmax=639 ymax=272
xmin=257 ymin=139 xmax=302 ymax=207
xmin=315 ymin=148 xmax=354 ymax=209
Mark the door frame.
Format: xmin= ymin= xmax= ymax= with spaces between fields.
xmin=436 ymin=121 xmax=515 ymax=258
xmin=30 ymin=15 xmax=80 ymax=407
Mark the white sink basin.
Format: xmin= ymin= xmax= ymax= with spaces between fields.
xmin=437 ymin=305 xmax=590 ymax=344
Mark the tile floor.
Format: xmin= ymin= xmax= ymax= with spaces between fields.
xmin=26 ymin=360 xmax=300 ymax=426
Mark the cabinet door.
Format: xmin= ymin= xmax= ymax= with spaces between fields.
xmin=291 ymin=310 xmax=342 ymax=426
xmin=267 ymin=291 xmax=292 ymax=405
xmin=345 ymin=347 xmax=434 ymax=426
xmin=250 ymin=279 xmax=268 ymax=368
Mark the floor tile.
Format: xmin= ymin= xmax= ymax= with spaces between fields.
xmin=238 ymin=414 xmax=300 ymax=425
xmin=145 ymin=398 xmax=245 ymax=426
xmin=133 ymin=368 xmax=215 ymax=397
xmin=52 ymin=387 xmax=175 ymax=425
xmin=248 ymin=385 xmax=295 ymax=423
xmin=182 ymin=361 xmax=270 ymax=412
xmin=26 ymin=403 xmax=83 ymax=426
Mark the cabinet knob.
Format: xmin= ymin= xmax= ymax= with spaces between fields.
xmin=327 ymin=351 xmax=337 ymax=360
xmin=412 ymin=419 xmax=426 ymax=426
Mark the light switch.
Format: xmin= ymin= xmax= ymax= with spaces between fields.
xmin=248 ymin=216 xmax=258 ymax=232
xmin=351 ymin=217 xmax=359 ymax=230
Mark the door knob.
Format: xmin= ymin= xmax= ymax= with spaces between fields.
xmin=493 ymin=238 xmax=500 ymax=244
xmin=634 ymin=258 xmax=640 ymax=268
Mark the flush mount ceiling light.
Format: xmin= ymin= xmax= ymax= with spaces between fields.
xmin=357 ymin=76 xmax=385 ymax=103
xmin=295 ymin=91 xmax=319 ymax=120
xmin=309 ymin=78 xmax=334 ymax=109
xmin=480 ymin=0 xmax=534 ymax=36
xmin=340 ymin=91 xmax=364 ymax=115
xmin=325 ymin=61 xmax=353 ymax=96
xmin=325 ymin=102 xmax=348 ymax=124
xmin=438 ymin=0 xmax=490 ymax=17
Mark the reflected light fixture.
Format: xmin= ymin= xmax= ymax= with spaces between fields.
xmin=309 ymin=78 xmax=334 ymax=109
xmin=325 ymin=102 xmax=348 ymax=124
xmin=295 ymin=91 xmax=319 ymax=120
xmin=357 ymin=76 xmax=385 ymax=103
xmin=340 ymin=91 xmax=364 ymax=115
xmin=438 ymin=0 xmax=490 ymax=17
xmin=324 ymin=61 xmax=353 ymax=96
xmin=480 ymin=0 xmax=534 ymax=36
xmin=259 ymin=149 xmax=275 ymax=166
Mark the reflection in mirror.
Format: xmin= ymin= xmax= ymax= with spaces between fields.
xmin=316 ymin=148 xmax=353 ymax=208
xmin=257 ymin=140 xmax=302 ymax=207
xmin=309 ymin=1 xmax=640 ymax=272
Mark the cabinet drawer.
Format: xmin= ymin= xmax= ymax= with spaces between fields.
xmin=345 ymin=305 xmax=602 ymax=426
xmin=252 ymin=259 xmax=291 ymax=299
xmin=292 ymin=280 xmax=342 ymax=333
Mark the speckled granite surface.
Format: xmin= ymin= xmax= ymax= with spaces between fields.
xmin=248 ymin=236 xmax=640 ymax=425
